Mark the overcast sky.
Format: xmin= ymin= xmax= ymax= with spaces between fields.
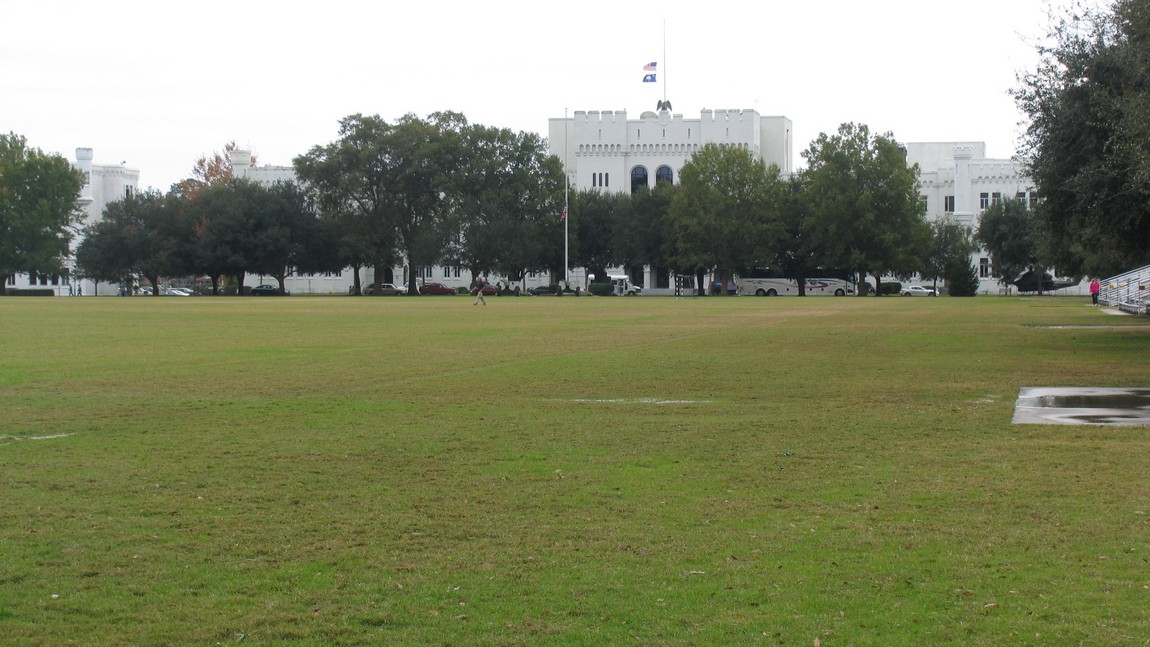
xmin=2 ymin=0 xmax=1062 ymax=191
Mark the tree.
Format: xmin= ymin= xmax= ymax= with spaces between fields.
xmin=1014 ymin=0 xmax=1150 ymax=277
xmin=621 ymin=182 xmax=677 ymax=281
xmin=759 ymin=172 xmax=816 ymax=295
xmin=245 ymin=180 xmax=338 ymax=292
xmin=976 ymin=199 xmax=1038 ymax=286
xmin=924 ymin=217 xmax=977 ymax=292
xmin=667 ymin=144 xmax=782 ymax=294
xmin=0 ymin=133 xmax=85 ymax=295
xmin=800 ymin=123 xmax=930 ymax=295
xmin=570 ymin=189 xmax=628 ymax=286
xmin=295 ymin=115 xmax=402 ymax=295
xmin=75 ymin=190 xmax=184 ymax=294
xmin=390 ymin=112 xmax=468 ymax=295
xmin=447 ymin=124 xmax=565 ymax=289
xmin=296 ymin=112 xmax=462 ymax=296
xmin=177 ymin=141 xmax=256 ymax=196
xmin=186 ymin=179 xmax=268 ymax=295
xmin=945 ymin=257 xmax=982 ymax=297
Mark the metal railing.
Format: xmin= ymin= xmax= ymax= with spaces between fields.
xmin=1099 ymin=265 xmax=1150 ymax=314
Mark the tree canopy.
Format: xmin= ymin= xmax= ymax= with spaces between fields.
xmin=800 ymin=123 xmax=929 ymax=294
xmin=976 ymin=199 xmax=1038 ymax=285
xmin=1014 ymin=0 xmax=1150 ymax=276
xmin=75 ymin=190 xmax=184 ymax=294
xmin=667 ymin=144 xmax=784 ymax=290
xmin=0 ymin=133 xmax=85 ymax=294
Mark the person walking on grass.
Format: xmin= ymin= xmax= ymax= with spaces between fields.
xmin=1090 ymin=278 xmax=1100 ymax=306
xmin=473 ymin=276 xmax=487 ymax=306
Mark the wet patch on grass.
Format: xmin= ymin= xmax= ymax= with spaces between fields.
xmin=1013 ymin=387 xmax=1150 ymax=425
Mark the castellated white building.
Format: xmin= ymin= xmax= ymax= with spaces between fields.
xmin=548 ymin=106 xmax=793 ymax=292
xmin=549 ymin=107 xmax=793 ymax=194
xmin=904 ymin=142 xmax=1064 ymax=294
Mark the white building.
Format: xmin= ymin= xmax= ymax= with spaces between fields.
xmin=3 ymin=148 xmax=139 ymax=296
xmin=548 ymin=105 xmax=794 ymax=292
xmin=549 ymin=106 xmax=792 ymax=192
xmin=905 ymin=142 xmax=1066 ymax=294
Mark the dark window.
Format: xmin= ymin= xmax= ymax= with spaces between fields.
xmin=655 ymin=166 xmax=673 ymax=185
xmin=631 ymin=167 xmax=649 ymax=194
xmin=980 ymin=193 xmax=990 ymax=209
xmin=944 ymin=195 xmax=955 ymax=212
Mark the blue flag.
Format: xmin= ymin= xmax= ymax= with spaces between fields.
xmin=643 ymin=73 xmax=657 ymax=83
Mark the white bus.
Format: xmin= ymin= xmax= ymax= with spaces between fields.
xmin=737 ymin=273 xmax=855 ymax=297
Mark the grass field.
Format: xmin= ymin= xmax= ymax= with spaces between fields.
xmin=2 ymin=294 xmax=1148 ymax=646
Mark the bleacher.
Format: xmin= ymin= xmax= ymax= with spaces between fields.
xmin=1099 ymin=264 xmax=1150 ymax=315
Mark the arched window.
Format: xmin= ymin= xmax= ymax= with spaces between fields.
xmin=631 ymin=166 xmax=649 ymax=194
xmin=655 ymin=166 xmax=673 ymax=186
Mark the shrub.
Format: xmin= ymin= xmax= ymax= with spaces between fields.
xmin=880 ymin=281 xmax=902 ymax=295
xmin=588 ymin=282 xmax=614 ymax=296
xmin=946 ymin=260 xmax=981 ymax=297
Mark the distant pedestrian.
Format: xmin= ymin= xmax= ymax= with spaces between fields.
xmin=473 ymin=276 xmax=487 ymax=306
xmin=1089 ymin=278 xmax=1100 ymax=306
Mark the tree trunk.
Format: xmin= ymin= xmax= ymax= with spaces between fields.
xmin=349 ymin=262 xmax=363 ymax=294
xmin=372 ymin=264 xmax=384 ymax=295
xmin=407 ymin=263 xmax=420 ymax=295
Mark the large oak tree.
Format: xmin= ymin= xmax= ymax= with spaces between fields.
xmin=1014 ymin=0 xmax=1150 ymax=277
xmin=800 ymin=123 xmax=929 ymax=295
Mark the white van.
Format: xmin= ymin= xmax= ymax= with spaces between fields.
xmin=609 ymin=275 xmax=642 ymax=296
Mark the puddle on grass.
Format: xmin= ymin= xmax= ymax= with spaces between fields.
xmin=1013 ymin=387 xmax=1150 ymax=426
xmin=1026 ymin=325 xmax=1148 ymax=329
xmin=568 ymin=398 xmax=712 ymax=405
xmin=0 ymin=433 xmax=74 ymax=445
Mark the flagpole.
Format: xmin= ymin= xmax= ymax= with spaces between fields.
xmin=663 ymin=18 xmax=667 ymax=103
xmin=564 ymin=107 xmax=569 ymax=286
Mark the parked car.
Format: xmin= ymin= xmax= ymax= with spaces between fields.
xmin=529 ymin=285 xmax=555 ymax=296
xmin=901 ymin=285 xmax=937 ymax=297
xmin=251 ymin=284 xmax=284 ymax=296
xmin=365 ymin=283 xmax=404 ymax=296
xmin=163 ymin=287 xmax=192 ymax=296
xmin=418 ymin=282 xmax=456 ymax=295
xmin=478 ymin=284 xmax=499 ymax=296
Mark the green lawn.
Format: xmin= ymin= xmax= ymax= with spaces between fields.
xmin=2 ymin=294 xmax=1148 ymax=645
